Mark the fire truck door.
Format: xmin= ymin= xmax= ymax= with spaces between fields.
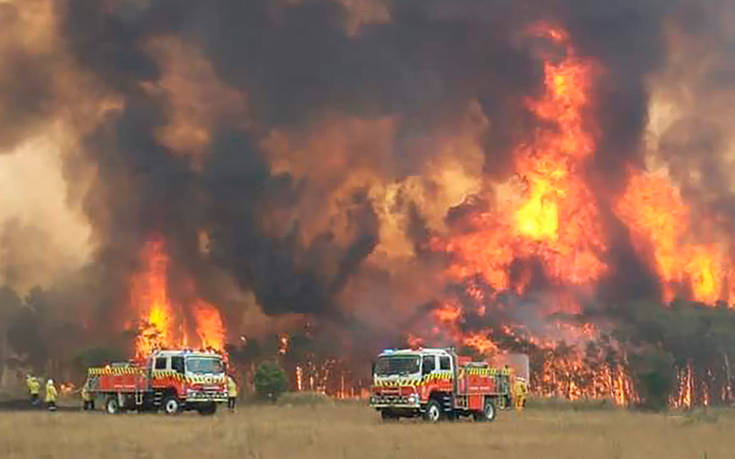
xmin=171 ymin=356 xmax=185 ymax=385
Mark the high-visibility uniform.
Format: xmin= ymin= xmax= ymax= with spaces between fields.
xmin=81 ymin=382 xmax=94 ymax=410
xmin=513 ymin=379 xmax=527 ymax=411
xmin=227 ymin=376 xmax=238 ymax=398
xmin=45 ymin=380 xmax=58 ymax=404
xmin=227 ymin=376 xmax=238 ymax=411
xmin=27 ymin=376 xmax=40 ymax=395
xmin=27 ymin=376 xmax=40 ymax=405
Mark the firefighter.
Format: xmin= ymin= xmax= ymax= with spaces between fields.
xmin=81 ymin=380 xmax=94 ymax=411
xmin=227 ymin=374 xmax=238 ymax=412
xmin=26 ymin=374 xmax=40 ymax=406
xmin=513 ymin=376 xmax=528 ymax=411
xmin=45 ymin=378 xmax=58 ymax=412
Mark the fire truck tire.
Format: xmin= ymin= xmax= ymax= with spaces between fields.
xmin=473 ymin=398 xmax=496 ymax=422
xmin=380 ymin=410 xmax=398 ymax=422
xmin=105 ymin=396 xmax=120 ymax=415
xmin=162 ymin=396 xmax=182 ymax=415
xmin=197 ymin=403 xmax=217 ymax=416
xmin=423 ymin=400 xmax=443 ymax=423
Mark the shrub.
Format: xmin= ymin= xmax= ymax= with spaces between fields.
xmin=629 ymin=349 xmax=675 ymax=411
xmin=254 ymin=361 xmax=288 ymax=402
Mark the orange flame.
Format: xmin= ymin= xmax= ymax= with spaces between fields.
xmin=425 ymin=24 xmax=638 ymax=405
xmin=132 ymin=236 xmax=227 ymax=357
xmin=436 ymin=23 xmax=606 ymax=295
xmin=615 ymin=169 xmax=731 ymax=305
xmin=194 ymin=299 xmax=225 ymax=351
xmin=671 ymin=362 xmax=694 ymax=409
xmin=132 ymin=237 xmax=174 ymax=357
xmin=278 ymin=333 xmax=290 ymax=355
xmin=462 ymin=332 xmax=499 ymax=355
xmin=59 ymin=382 xmax=76 ymax=396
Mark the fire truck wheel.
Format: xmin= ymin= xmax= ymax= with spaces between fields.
xmin=474 ymin=399 xmax=496 ymax=422
xmin=197 ymin=403 xmax=217 ymax=416
xmin=380 ymin=410 xmax=398 ymax=422
xmin=423 ymin=400 xmax=443 ymax=423
xmin=105 ymin=397 xmax=120 ymax=415
xmin=162 ymin=396 xmax=182 ymax=415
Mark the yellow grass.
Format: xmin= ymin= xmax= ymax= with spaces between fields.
xmin=0 ymin=401 xmax=733 ymax=458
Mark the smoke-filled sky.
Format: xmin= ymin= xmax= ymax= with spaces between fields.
xmin=2 ymin=0 xmax=735 ymax=355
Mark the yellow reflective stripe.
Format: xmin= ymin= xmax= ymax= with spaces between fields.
xmin=88 ymin=367 xmax=144 ymax=376
xmin=465 ymin=367 xmax=510 ymax=376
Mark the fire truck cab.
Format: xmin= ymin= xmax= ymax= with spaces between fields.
xmin=370 ymin=347 xmax=510 ymax=422
xmin=87 ymin=349 xmax=228 ymax=415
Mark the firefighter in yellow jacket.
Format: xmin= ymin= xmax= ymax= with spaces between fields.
xmin=227 ymin=374 xmax=238 ymax=412
xmin=513 ymin=377 xmax=528 ymax=411
xmin=26 ymin=374 xmax=40 ymax=406
xmin=45 ymin=378 xmax=58 ymax=411
xmin=81 ymin=380 xmax=95 ymax=411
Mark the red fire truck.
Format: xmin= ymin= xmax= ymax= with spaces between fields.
xmin=87 ymin=349 xmax=228 ymax=415
xmin=370 ymin=347 xmax=511 ymax=422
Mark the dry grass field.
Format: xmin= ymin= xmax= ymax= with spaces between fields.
xmin=0 ymin=399 xmax=733 ymax=459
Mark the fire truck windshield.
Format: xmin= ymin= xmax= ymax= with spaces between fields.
xmin=375 ymin=355 xmax=420 ymax=376
xmin=186 ymin=357 xmax=224 ymax=374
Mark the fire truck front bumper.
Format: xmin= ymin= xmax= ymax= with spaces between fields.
xmin=185 ymin=389 xmax=228 ymax=403
xmin=369 ymin=393 xmax=420 ymax=409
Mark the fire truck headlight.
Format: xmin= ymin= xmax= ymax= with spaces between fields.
xmin=408 ymin=395 xmax=417 ymax=405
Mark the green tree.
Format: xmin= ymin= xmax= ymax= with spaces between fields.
xmin=254 ymin=361 xmax=288 ymax=402
xmin=629 ymin=348 xmax=675 ymax=411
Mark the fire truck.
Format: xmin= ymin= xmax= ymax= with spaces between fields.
xmin=86 ymin=350 xmax=228 ymax=415
xmin=369 ymin=347 xmax=511 ymax=422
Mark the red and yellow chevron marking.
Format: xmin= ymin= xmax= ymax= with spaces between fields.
xmin=373 ymin=371 xmax=454 ymax=387
xmin=464 ymin=367 xmax=510 ymax=377
xmin=88 ymin=367 xmax=143 ymax=376
xmin=151 ymin=371 xmax=225 ymax=385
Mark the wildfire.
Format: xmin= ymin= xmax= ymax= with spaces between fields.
xmin=436 ymin=24 xmax=606 ymax=296
xmin=132 ymin=236 xmax=226 ymax=357
xmin=194 ymin=299 xmax=226 ymax=351
xmin=462 ymin=332 xmax=498 ymax=355
xmin=278 ymin=333 xmax=290 ymax=355
xmin=132 ymin=237 xmax=174 ymax=357
xmin=671 ymin=362 xmax=694 ymax=409
xmin=59 ymin=382 xmax=76 ymax=396
xmin=424 ymin=24 xmax=638 ymax=405
xmin=534 ymin=346 xmax=637 ymax=405
xmin=615 ymin=169 xmax=731 ymax=305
